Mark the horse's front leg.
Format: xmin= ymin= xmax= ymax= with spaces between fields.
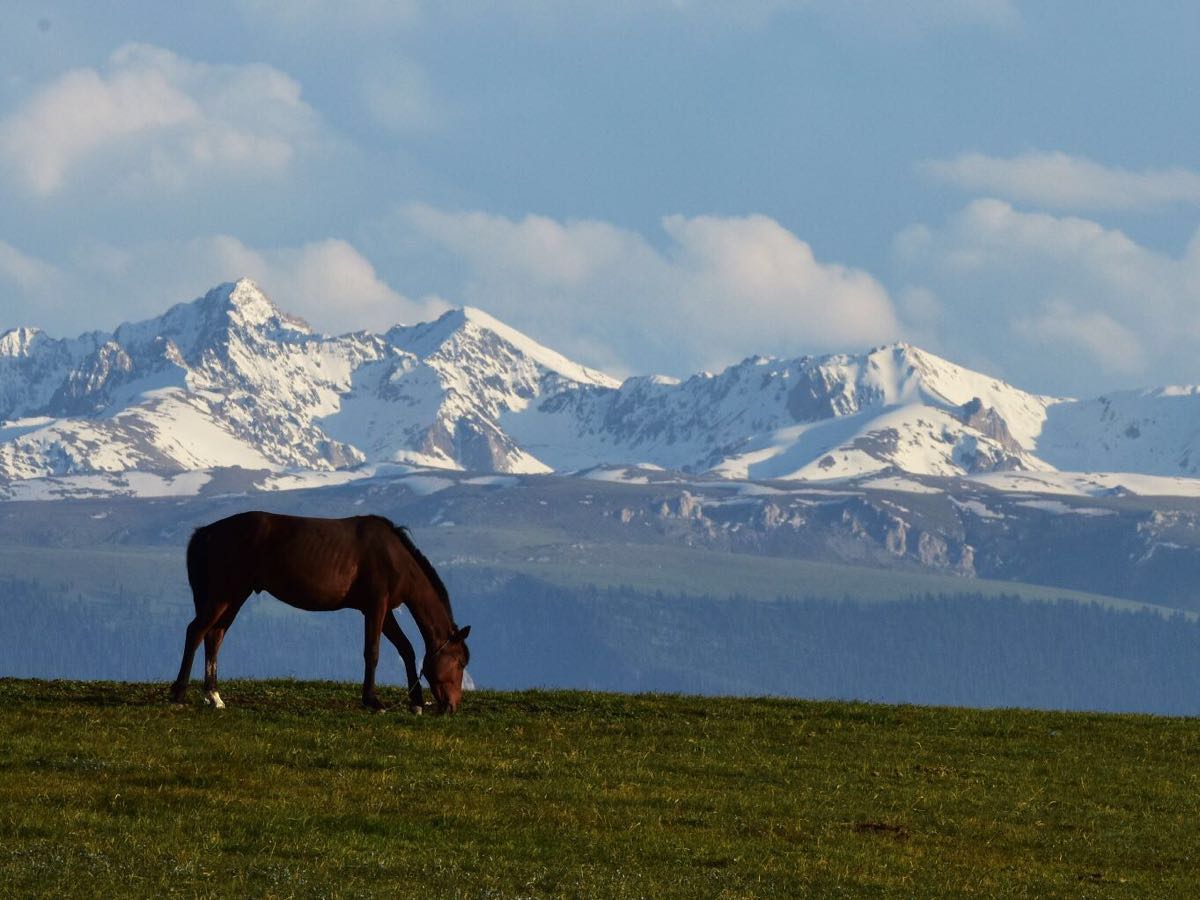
xmin=383 ymin=609 xmax=424 ymax=714
xmin=362 ymin=606 xmax=386 ymax=710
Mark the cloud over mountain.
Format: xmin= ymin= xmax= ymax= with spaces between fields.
xmin=400 ymin=206 xmax=902 ymax=376
xmin=921 ymin=151 xmax=1200 ymax=212
xmin=0 ymin=43 xmax=323 ymax=196
xmin=894 ymin=199 xmax=1200 ymax=392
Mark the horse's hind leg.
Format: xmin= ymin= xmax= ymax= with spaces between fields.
xmin=203 ymin=601 xmax=245 ymax=709
xmin=362 ymin=604 xmax=387 ymax=711
xmin=171 ymin=603 xmax=227 ymax=704
xmin=383 ymin=610 xmax=424 ymax=714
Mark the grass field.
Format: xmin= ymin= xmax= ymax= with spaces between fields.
xmin=2 ymin=680 xmax=1198 ymax=897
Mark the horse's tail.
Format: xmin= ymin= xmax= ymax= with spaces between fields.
xmin=186 ymin=526 xmax=209 ymax=609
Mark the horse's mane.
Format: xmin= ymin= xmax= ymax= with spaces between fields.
xmin=388 ymin=521 xmax=454 ymax=623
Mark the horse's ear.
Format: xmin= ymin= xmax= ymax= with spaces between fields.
xmin=455 ymin=625 xmax=471 ymax=641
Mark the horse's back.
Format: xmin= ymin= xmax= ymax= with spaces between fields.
xmin=189 ymin=512 xmax=404 ymax=611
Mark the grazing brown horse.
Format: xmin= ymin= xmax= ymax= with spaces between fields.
xmin=170 ymin=512 xmax=470 ymax=713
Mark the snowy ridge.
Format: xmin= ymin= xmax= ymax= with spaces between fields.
xmin=0 ymin=280 xmax=625 ymax=482
xmin=2 ymin=278 xmax=1200 ymax=498
xmin=507 ymin=344 xmax=1056 ymax=479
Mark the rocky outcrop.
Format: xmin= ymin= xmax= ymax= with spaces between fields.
xmin=957 ymin=397 xmax=1023 ymax=453
xmin=642 ymin=486 xmax=976 ymax=577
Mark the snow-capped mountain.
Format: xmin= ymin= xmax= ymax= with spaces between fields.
xmin=0 ymin=280 xmax=618 ymax=481
xmin=1 ymin=278 xmax=1199 ymax=495
xmin=510 ymin=344 xmax=1055 ymax=479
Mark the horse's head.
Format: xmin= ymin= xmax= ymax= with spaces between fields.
xmin=424 ymin=625 xmax=471 ymax=713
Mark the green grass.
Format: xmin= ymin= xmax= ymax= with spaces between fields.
xmin=2 ymin=680 xmax=1198 ymax=897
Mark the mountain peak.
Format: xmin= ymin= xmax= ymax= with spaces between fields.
xmin=209 ymin=279 xmax=310 ymax=334
xmin=0 ymin=327 xmax=46 ymax=358
xmin=392 ymin=305 xmax=620 ymax=389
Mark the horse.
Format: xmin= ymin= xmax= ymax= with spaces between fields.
xmin=170 ymin=512 xmax=470 ymax=713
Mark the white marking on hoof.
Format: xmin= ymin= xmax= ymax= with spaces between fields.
xmin=204 ymin=691 xmax=225 ymax=709
xmin=410 ymin=704 xmax=423 ymax=716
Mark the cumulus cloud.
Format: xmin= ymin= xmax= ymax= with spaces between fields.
xmin=360 ymin=58 xmax=444 ymax=133
xmin=894 ymin=199 xmax=1200 ymax=394
xmin=1014 ymin=303 xmax=1147 ymax=376
xmin=662 ymin=214 xmax=897 ymax=350
xmin=921 ymin=151 xmax=1200 ymax=212
xmin=0 ymin=44 xmax=322 ymax=196
xmin=0 ymin=240 xmax=63 ymax=293
xmin=0 ymin=241 xmax=73 ymax=325
xmin=0 ymin=234 xmax=439 ymax=338
xmin=190 ymin=236 xmax=449 ymax=332
xmin=399 ymin=205 xmax=902 ymax=375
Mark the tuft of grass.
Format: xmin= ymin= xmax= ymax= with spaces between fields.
xmin=1 ymin=679 xmax=1198 ymax=897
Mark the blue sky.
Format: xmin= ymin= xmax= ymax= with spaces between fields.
xmin=0 ymin=1 xmax=1197 ymax=396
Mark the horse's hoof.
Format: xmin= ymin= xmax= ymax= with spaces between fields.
xmin=409 ymin=704 xmax=423 ymax=716
xmin=362 ymin=698 xmax=386 ymax=712
xmin=204 ymin=691 xmax=225 ymax=709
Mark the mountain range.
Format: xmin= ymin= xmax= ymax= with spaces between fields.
xmin=1 ymin=278 xmax=1199 ymax=499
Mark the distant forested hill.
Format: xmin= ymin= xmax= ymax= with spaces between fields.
xmin=4 ymin=572 xmax=1198 ymax=716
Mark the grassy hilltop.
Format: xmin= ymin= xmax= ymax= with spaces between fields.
xmin=1 ymin=680 xmax=1198 ymax=897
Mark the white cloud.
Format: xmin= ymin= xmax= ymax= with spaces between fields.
xmin=0 ymin=235 xmax=439 ymax=338
xmin=406 ymin=206 xmax=659 ymax=288
xmin=0 ymin=240 xmax=63 ymax=293
xmin=894 ymin=199 xmax=1200 ymax=393
xmin=663 ymin=214 xmax=897 ymax=348
xmin=360 ymin=58 xmax=446 ymax=133
xmin=0 ymin=240 xmax=73 ymax=325
xmin=0 ymin=44 xmax=322 ymax=196
xmin=192 ymin=236 xmax=449 ymax=331
xmin=1014 ymin=302 xmax=1146 ymax=376
xmin=400 ymin=205 xmax=901 ymax=375
xmin=921 ymin=151 xmax=1200 ymax=212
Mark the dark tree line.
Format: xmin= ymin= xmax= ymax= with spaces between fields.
xmin=3 ymin=572 xmax=1200 ymax=715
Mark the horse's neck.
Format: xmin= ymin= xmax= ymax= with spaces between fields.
xmin=407 ymin=584 xmax=454 ymax=648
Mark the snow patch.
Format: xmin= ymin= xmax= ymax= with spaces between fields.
xmin=1015 ymin=499 xmax=1116 ymax=516
xmin=401 ymin=475 xmax=454 ymax=496
xmin=861 ymin=476 xmax=944 ymax=495
xmin=463 ymin=475 xmax=519 ymax=487
xmin=969 ymin=470 xmax=1200 ymax=499
xmin=0 ymin=469 xmax=212 ymax=500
